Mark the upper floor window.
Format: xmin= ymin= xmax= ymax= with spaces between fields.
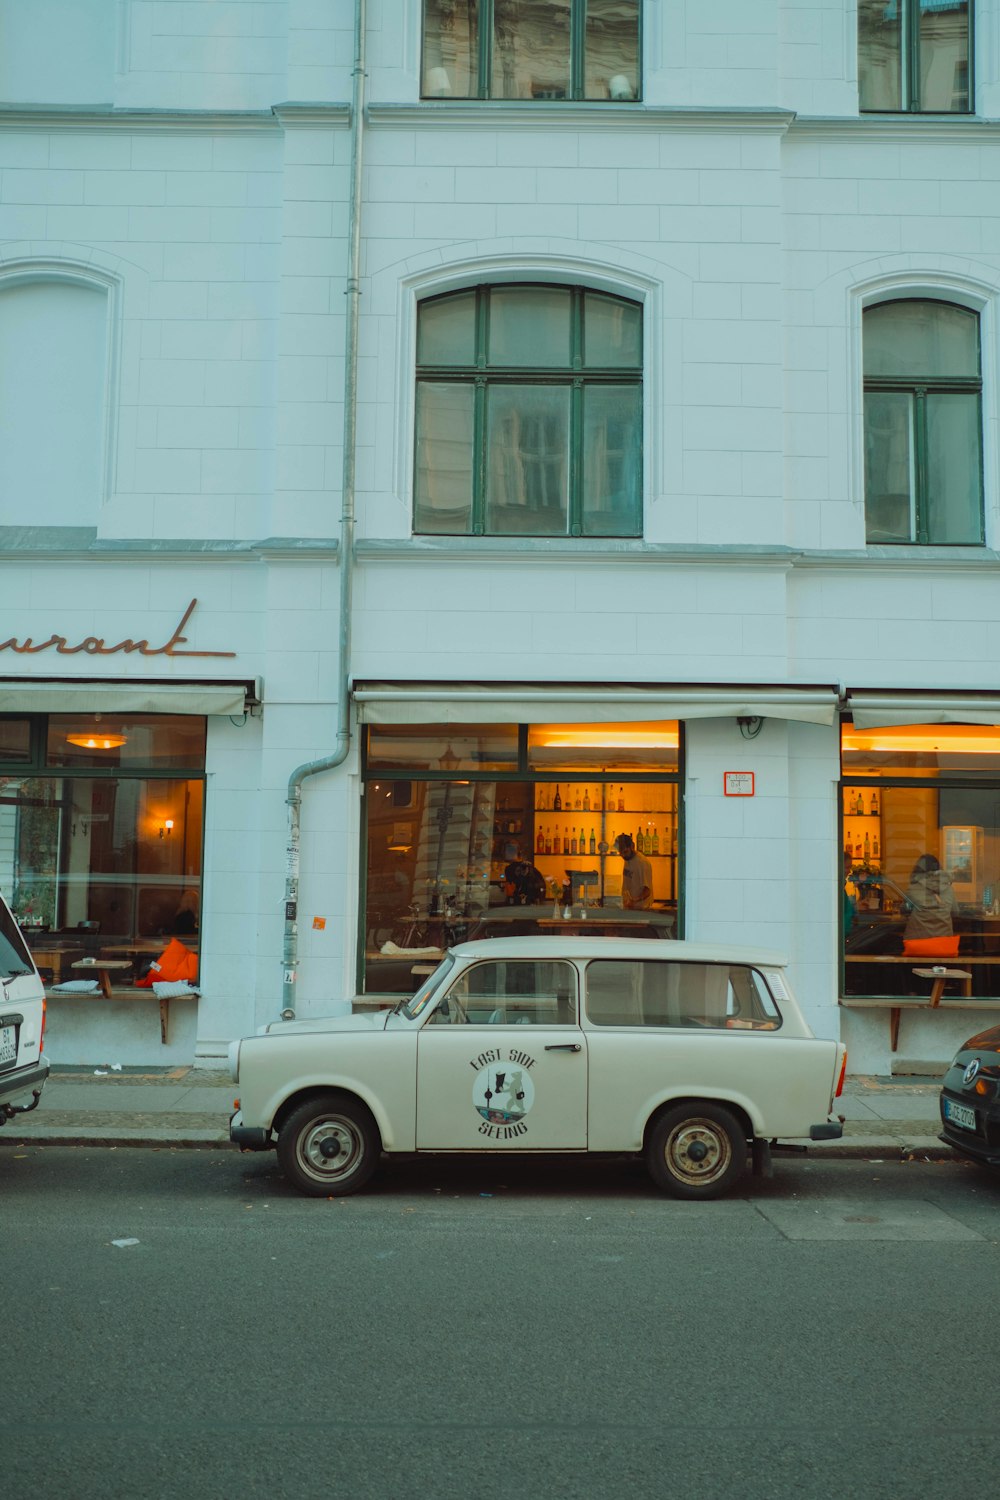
xmin=422 ymin=0 xmax=640 ymax=101
xmin=859 ymin=0 xmax=971 ymax=113
xmin=863 ymin=299 xmax=983 ymax=545
xmin=414 ymin=285 xmax=642 ymax=538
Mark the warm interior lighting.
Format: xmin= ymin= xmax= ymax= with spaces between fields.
xmin=66 ymin=732 xmax=127 ymax=749
xmin=843 ymin=725 xmax=1000 ymax=755
xmin=159 ymin=818 xmax=174 ymax=839
xmin=534 ymin=728 xmax=680 ymax=750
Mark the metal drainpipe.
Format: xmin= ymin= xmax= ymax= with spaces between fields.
xmin=280 ymin=0 xmax=367 ymax=1018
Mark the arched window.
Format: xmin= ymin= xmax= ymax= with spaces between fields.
xmin=0 ymin=279 xmax=110 ymax=527
xmin=414 ymin=284 xmax=642 ymax=537
xmin=863 ymin=299 xmax=983 ymax=545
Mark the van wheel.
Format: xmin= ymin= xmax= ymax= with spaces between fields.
xmin=645 ymin=1103 xmax=748 ymax=1200
xmin=276 ymin=1094 xmax=380 ymax=1197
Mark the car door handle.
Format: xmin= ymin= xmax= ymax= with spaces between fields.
xmin=545 ymin=1043 xmax=581 ymax=1052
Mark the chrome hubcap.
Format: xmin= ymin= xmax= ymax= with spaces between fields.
xmin=299 ymin=1117 xmax=361 ymax=1180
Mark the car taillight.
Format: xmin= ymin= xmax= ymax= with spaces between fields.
xmin=835 ymin=1050 xmax=847 ymax=1098
xmin=40 ymin=998 xmax=47 ymax=1053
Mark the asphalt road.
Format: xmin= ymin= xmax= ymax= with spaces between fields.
xmin=5 ymin=1145 xmax=999 ymax=1500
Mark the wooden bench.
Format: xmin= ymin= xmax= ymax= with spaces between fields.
xmin=840 ymin=992 xmax=1000 ymax=1052
xmin=44 ymin=985 xmax=196 ymax=1044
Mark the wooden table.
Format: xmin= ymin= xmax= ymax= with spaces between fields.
xmin=71 ymin=959 xmax=133 ymax=998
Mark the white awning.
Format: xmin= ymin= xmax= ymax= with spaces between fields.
xmin=354 ymin=684 xmax=839 ymax=726
xmin=847 ymin=692 xmax=1000 ymax=729
xmin=0 ymin=680 xmax=255 ymax=715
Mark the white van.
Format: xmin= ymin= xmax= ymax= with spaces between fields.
xmin=0 ymin=891 xmax=48 ymax=1125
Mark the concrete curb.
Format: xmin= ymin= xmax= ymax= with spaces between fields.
xmin=4 ymin=1130 xmax=956 ymax=1158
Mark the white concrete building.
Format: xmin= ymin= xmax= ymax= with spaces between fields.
xmin=1 ymin=0 xmax=998 ymax=1073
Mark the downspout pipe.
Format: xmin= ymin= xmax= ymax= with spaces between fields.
xmin=280 ymin=0 xmax=367 ymax=1016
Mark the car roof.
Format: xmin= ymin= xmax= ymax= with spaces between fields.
xmin=449 ymin=936 xmax=787 ymax=966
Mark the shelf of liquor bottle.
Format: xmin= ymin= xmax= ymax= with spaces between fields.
xmin=535 ymin=807 xmax=673 ymax=816
xmin=534 ymin=851 xmax=676 ymax=862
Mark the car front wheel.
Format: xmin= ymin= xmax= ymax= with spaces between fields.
xmin=276 ymin=1094 xmax=380 ymax=1197
xmin=645 ymin=1102 xmax=748 ymax=1200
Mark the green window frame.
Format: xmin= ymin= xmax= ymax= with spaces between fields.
xmin=421 ymin=0 xmax=641 ymax=102
xmin=863 ymin=299 xmax=983 ymax=546
xmin=414 ymin=284 xmax=643 ymax=539
xmin=859 ymin=0 xmax=972 ymax=114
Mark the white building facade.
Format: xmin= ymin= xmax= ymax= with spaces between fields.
xmin=1 ymin=0 xmax=998 ymax=1073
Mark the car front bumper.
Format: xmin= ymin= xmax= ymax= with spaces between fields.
xmin=230 ymin=1109 xmax=273 ymax=1152
xmin=939 ymin=1089 xmax=1000 ymax=1167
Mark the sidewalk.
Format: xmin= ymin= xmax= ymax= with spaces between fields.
xmin=0 ymin=1067 xmax=951 ymax=1158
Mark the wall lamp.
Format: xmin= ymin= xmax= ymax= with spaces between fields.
xmin=159 ymin=819 xmax=174 ymax=839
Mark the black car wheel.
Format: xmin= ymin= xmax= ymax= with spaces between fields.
xmin=276 ymin=1094 xmax=380 ymax=1197
xmin=645 ymin=1102 xmax=748 ymax=1200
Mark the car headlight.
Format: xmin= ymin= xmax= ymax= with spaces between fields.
xmin=227 ymin=1038 xmax=241 ymax=1084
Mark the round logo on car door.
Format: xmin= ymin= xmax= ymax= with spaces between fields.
xmin=471 ymin=1055 xmax=536 ymax=1140
xmin=963 ymin=1058 xmax=981 ymax=1085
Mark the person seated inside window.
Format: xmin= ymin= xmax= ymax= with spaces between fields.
xmin=171 ymin=889 xmax=199 ymax=936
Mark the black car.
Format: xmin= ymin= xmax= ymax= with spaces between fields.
xmin=939 ymin=1023 xmax=1000 ymax=1168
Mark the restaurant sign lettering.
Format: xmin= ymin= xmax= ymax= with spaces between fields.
xmin=0 ymin=599 xmax=235 ymax=659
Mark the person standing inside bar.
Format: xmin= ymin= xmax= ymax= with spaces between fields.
xmin=616 ymin=833 xmax=652 ymax=910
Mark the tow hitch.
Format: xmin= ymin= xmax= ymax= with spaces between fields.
xmin=1 ymin=1089 xmax=43 ymax=1123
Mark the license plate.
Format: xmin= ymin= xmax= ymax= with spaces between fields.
xmin=0 ymin=1024 xmax=16 ymax=1067
xmin=944 ymin=1097 xmax=977 ymax=1132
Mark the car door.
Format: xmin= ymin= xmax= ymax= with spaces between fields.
xmin=416 ymin=957 xmax=587 ymax=1150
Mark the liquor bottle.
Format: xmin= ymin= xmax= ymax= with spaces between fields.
xmin=545 ymin=830 xmax=552 ymax=854
xmin=870 ymin=792 xmax=878 ymax=816
xmin=553 ymin=785 xmax=562 ymax=812
xmin=589 ymin=828 xmax=596 ymax=854
xmin=583 ymin=787 xmax=590 ymax=812
xmin=873 ymin=836 xmax=879 ymax=859
xmin=855 ymin=839 xmax=862 ymax=858
xmin=536 ymin=827 xmax=545 ymax=855
xmin=635 ymin=826 xmax=642 ymax=853
xmin=570 ymin=831 xmax=577 ymax=854
xmin=574 ymin=788 xmax=581 ymax=810
xmin=553 ymin=829 xmax=561 ymax=855
xmin=618 ymin=787 xmax=625 ymax=812
xmin=652 ymin=825 xmax=660 ymax=855
xmin=579 ymin=826 xmax=585 ymax=853
xmin=864 ymin=832 xmax=870 ymax=860
xmin=857 ymin=792 xmax=864 ymax=815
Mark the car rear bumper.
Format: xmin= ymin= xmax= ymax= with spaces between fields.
xmin=0 ymin=1058 xmax=50 ymax=1118
xmin=230 ymin=1109 xmax=272 ymax=1152
xmin=809 ymin=1121 xmax=843 ymax=1140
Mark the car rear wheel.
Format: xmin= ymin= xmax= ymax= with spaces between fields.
xmin=276 ymin=1094 xmax=380 ymax=1197
xmin=645 ymin=1102 xmax=748 ymax=1200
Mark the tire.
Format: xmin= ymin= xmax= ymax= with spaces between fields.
xmin=276 ymin=1094 xmax=380 ymax=1198
xmin=645 ymin=1102 xmax=748 ymax=1200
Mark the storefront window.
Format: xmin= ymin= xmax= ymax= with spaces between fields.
xmin=363 ymin=722 xmax=681 ymax=994
xmin=0 ymin=714 xmax=205 ymax=986
xmin=842 ymin=721 xmax=1000 ymax=998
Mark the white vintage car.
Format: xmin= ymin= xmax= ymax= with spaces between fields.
xmin=229 ymin=937 xmax=846 ymax=1200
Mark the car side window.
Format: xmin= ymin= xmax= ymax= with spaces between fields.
xmin=427 ymin=959 xmax=577 ymax=1026
xmin=584 ymin=960 xmax=781 ymax=1029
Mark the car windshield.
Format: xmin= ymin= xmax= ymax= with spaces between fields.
xmin=0 ymin=896 xmax=33 ymax=982
xmin=394 ymin=954 xmax=455 ymax=1020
